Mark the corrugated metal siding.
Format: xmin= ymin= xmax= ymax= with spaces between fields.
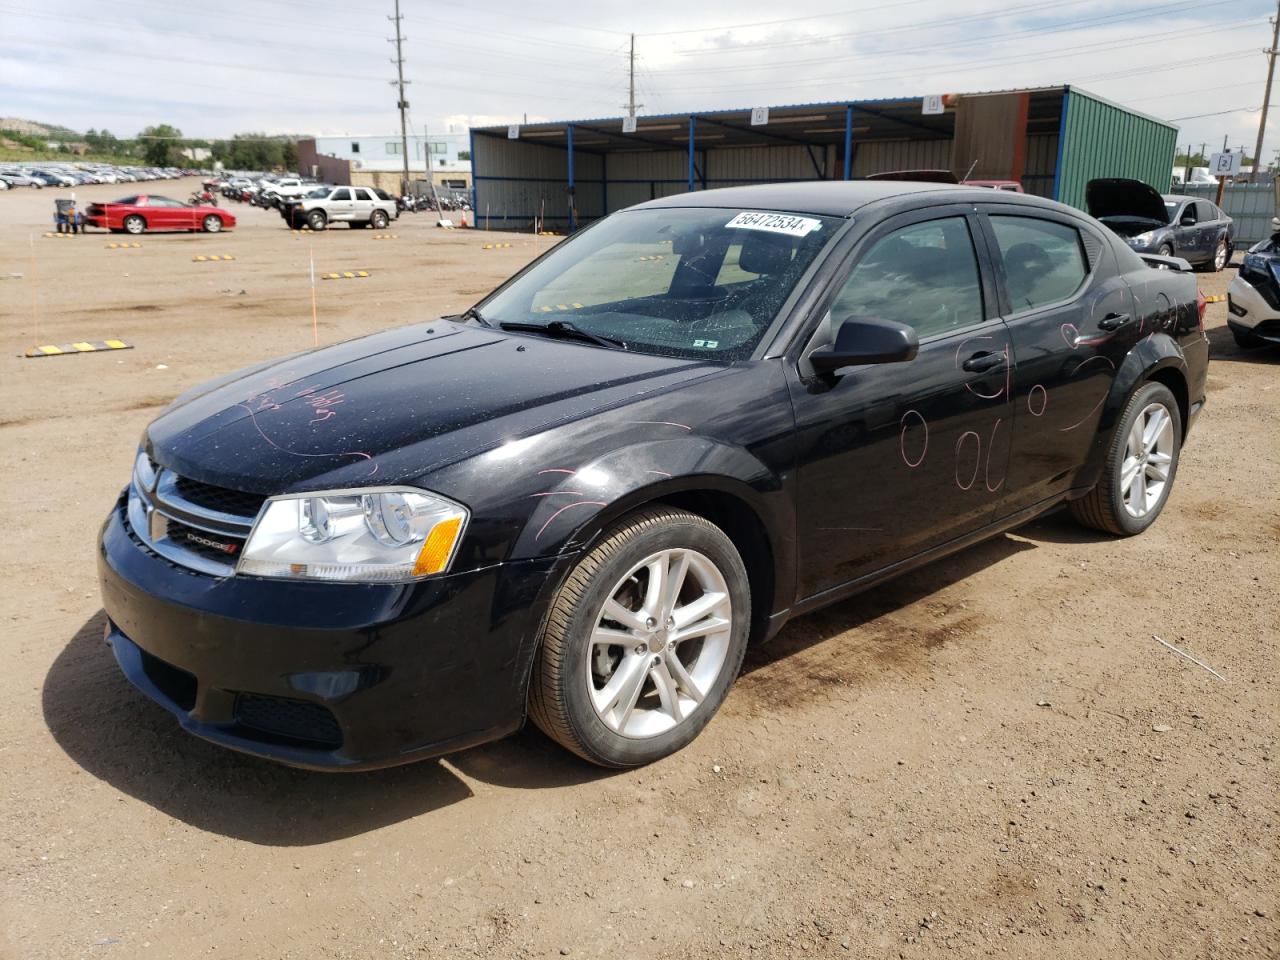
xmin=1172 ymin=182 xmax=1276 ymax=246
xmin=1023 ymin=133 xmax=1058 ymax=198
xmin=473 ymin=134 xmax=605 ymax=226
xmin=1056 ymin=89 xmax=1178 ymax=210
xmin=852 ymin=139 xmax=952 ymax=177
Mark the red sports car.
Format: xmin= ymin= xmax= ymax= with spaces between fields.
xmin=84 ymin=195 xmax=235 ymax=235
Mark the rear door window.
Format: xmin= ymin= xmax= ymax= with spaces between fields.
xmin=989 ymin=216 xmax=1088 ymax=312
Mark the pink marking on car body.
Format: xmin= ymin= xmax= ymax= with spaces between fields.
xmin=627 ymin=420 xmax=693 ymax=431
xmin=535 ymin=500 xmax=608 ymax=540
xmin=901 ymin=409 xmax=931 ymax=471
xmin=984 ymin=418 xmax=1006 ymax=492
xmin=646 ymin=470 xmax=673 ymax=477
xmin=238 ymin=402 xmax=377 ymax=476
xmin=1027 ymin=384 xmax=1047 ymax=417
xmin=955 ymin=430 xmax=981 ymax=491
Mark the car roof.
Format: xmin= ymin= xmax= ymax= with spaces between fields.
xmin=629 ymin=180 xmax=1060 ymax=218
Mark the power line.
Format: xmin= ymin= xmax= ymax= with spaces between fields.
xmin=668 ymin=0 xmax=1114 ymax=55
xmin=657 ymin=0 xmax=1211 ymax=75
xmin=661 ymin=24 xmax=1261 ymax=95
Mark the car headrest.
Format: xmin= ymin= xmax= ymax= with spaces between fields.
xmin=738 ymin=232 xmax=795 ymax=276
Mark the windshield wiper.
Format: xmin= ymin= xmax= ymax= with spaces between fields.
xmin=499 ymin=319 xmax=626 ymax=350
xmin=457 ymin=305 xmax=495 ymax=328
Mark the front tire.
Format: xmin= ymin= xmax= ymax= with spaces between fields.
xmin=202 ymin=214 xmax=222 ymax=233
xmin=1157 ymin=243 xmax=1174 ymax=258
xmin=1232 ymin=326 xmax=1265 ymax=349
xmin=529 ymin=507 xmax=751 ymax=768
xmin=307 ymin=210 xmax=327 ymax=231
xmin=1069 ymin=382 xmax=1182 ymax=536
xmin=123 ymin=215 xmax=145 ymax=235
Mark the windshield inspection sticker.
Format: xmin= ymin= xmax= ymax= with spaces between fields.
xmin=725 ymin=212 xmax=822 ymax=237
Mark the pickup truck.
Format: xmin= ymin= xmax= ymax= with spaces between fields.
xmin=281 ymin=185 xmax=399 ymax=230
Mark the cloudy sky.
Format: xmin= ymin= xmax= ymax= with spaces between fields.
xmin=1 ymin=0 xmax=1275 ymax=157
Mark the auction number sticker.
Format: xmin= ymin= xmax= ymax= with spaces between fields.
xmin=725 ymin=211 xmax=822 ymax=237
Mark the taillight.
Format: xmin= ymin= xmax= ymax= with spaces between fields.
xmin=1196 ymin=290 xmax=1206 ymax=331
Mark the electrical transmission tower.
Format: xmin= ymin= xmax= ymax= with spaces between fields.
xmin=388 ymin=0 xmax=412 ymax=196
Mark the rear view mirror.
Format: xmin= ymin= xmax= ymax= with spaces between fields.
xmin=810 ymin=316 xmax=919 ymax=373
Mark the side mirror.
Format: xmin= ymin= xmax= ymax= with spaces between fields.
xmin=1180 ymin=212 xmax=1196 ymax=226
xmin=809 ymin=316 xmax=919 ymax=373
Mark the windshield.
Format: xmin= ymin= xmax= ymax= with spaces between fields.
xmin=480 ymin=207 xmax=841 ymax=361
xmin=305 ymin=187 xmax=329 ymax=199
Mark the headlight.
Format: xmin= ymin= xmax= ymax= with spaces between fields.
xmin=1129 ymin=231 xmax=1156 ymax=245
xmin=238 ymin=487 xmax=467 ymax=582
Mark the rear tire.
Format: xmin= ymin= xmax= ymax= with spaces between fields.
xmin=528 ymin=507 xmax=751 ymax=768
xmin=371 ymin=209 xmax=389 ymax=230
xmin=1069 ymin=382 xmax=1182 ymax=536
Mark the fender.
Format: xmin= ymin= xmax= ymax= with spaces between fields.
xmin=1074 ymin=331 xmax=1188 ymax=493
xmin=511 ymin=435 xmax=793 ymax=591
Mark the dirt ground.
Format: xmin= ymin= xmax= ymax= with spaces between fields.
xmin=0 ymin=178 xmax=1275 ymax=960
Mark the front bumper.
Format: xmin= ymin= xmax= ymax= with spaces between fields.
xmin=1227 ymin=274 xmax=1280 ymax=344
xmin=98 ymin=498 xmax=562 ymax=770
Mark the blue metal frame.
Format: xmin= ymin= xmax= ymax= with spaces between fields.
xmin=566 ymin=124 xmax=576 ymax=233
xmin=687 ymin=116 xmax=696 ymax=193
xmin=843 ymin=105 xmax=854 ymax=180
xmin=1052 ymin=86 xmax=1071 ymax=202
xmin=469 ymin=127 xmax=477 ymax=217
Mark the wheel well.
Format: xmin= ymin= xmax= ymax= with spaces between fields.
xmin=649 ymin=489 xmax=776 ymax=646
xmin=1145 ymin=366 xmax=1189 ymax=438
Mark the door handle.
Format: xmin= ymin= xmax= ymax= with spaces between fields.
xmin=1097 ymin=312 xmax=1131 ymax=331
xmin=962 ymin=351 xmax=1005 ymax=373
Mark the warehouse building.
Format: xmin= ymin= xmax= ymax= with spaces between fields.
xmin=469 ymin=85 xmax=1177 ymax=231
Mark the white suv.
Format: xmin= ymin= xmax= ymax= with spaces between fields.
xmin=284 ymin=185 xmax=399 ymax=231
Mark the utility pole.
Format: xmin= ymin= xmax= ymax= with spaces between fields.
xmin=388 ymin=0 xmax=411 ymax=197
xmin=622 ymin=33 xmax=643 ymax=118
xmin=1253 ymin=4 xmax=1280 ymax=182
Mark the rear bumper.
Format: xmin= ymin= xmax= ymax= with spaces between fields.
xmin=98 ymin=500 xmax=560 ymax=770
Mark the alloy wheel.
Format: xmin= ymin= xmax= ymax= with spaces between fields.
xmin=587 ymin=548 xmax=733 ymax=738
xmin=1214 ymin=240 xmax=1227 ymax=270
xmin=1121 ymin=402 xmax=1175 ymax=519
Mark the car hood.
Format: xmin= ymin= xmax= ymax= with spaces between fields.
xmin=1085 ymin=178 xmax=1169 ymax=225
xmin=146 ymin=321 xmax=714 ymax=493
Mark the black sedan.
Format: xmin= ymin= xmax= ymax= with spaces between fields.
xmin=1087 ymin=177 xmax=1233 ymax=271
xmin=98 ymin=182 xmax=1209 ymax=770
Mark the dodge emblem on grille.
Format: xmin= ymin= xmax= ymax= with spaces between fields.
xmin=184 ymin=531 xmax=239 ymax=555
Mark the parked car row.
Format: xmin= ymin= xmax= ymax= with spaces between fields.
xmin=0 ymin=163 xmax=189 ymax=190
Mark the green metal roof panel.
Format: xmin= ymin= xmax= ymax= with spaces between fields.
xmin=1056 ymin=87 xmax=1179 ymax=210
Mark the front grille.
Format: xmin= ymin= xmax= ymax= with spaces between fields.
xmin=172 ymin=475 xmax=266 ymax=520
xmin=233 ymin=693 xmax=343 ymax=748
xmin=138 ymin=648 xmax=198 ymax=711
xmin=128 ymin=467 xmax=260 ymax=576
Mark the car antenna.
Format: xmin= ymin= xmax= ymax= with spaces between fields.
xmin=961 ymin=159 xmax=979 ymax=182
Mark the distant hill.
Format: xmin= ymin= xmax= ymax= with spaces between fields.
xmin=0 ymin=118 xmax=82 ymax=139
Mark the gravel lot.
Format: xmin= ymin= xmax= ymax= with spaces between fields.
xmin=0 ymin=178 xmax=1276 ymax=960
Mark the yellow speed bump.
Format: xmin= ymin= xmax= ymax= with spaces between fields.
xmin=637 ymin=254 xmax=666 ymax=262
xmin=372 ymin=234 xmax=399 ymax=240
xmin=106 ymin=242 xmax=142 ymax=249
xmin=24 ymin=339 xmax=133 ymax=358
xmin=482 ymin=242 xmax=513 ymax=250
xmin=43 ymin=232 xmax=75 ymax=239
xmin=321 ymin=270 xmax=371 ymax=280
xmin=193 ymin=254 xmax=235 ymax=262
